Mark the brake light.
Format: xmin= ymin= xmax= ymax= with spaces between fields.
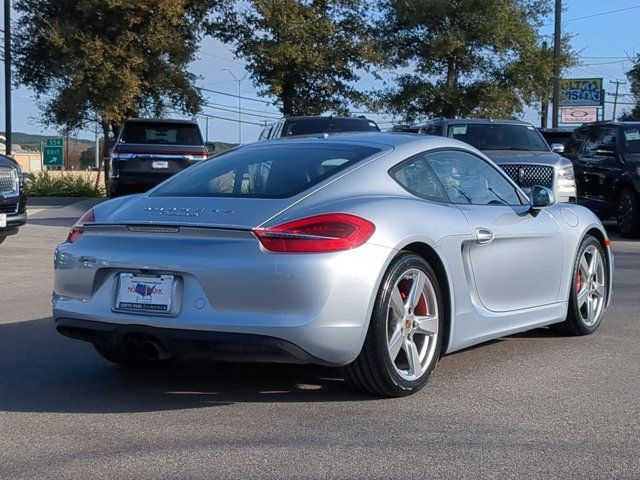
xmin=66 ymin=209 xmax=95 ymax=243
xmin=253 ymin=213 xmax=375 ymax=253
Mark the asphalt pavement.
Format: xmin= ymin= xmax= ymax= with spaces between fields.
xmin=0 ymin=199 xmax=638 ymax=479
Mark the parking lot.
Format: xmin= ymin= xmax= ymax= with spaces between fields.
xmin=1 ymin=199 xmax=639 ymax=479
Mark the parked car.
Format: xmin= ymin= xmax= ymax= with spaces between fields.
xmin=53 ymin=133 xmax=612 ymax=397
xmin=0 ymin=155 xmax=27 ymax=245
xmin=258 ymin=116 xmax=380 ymax=140
xmin=109 ymin=119 xmax=211 ymax=197
xmin=418 ymin=119 xmax=577 ymax=203
xmin=563 ymin=121 xmax=640 ymax=237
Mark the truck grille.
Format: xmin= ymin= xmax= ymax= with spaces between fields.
xmin=499 ymin=164 xmax=554 ymax=189
xmin=0 ymin=203 xmax=18 ymax=214
xmin=0 ymin=166 xmax=18 ymax=194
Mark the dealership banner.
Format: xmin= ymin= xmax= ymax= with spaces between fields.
xmin=561 ymin=107 xmax=599 ymax=124
xmin=559 ymin=78 xmax=604 ymax=107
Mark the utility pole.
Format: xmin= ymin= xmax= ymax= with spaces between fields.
xmin=4 ymin=0 xmax=12 ymax=156
xmin=610 ymin=79 xmax=626 ymax=121
xmin=223 ymin=69 xmax=248 ymax=145
xmin=551 ymin=0 xmax=562 ymax=129
xmin=94 ymin=112 xmax=100 ymax=170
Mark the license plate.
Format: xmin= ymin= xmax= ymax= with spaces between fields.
xmin=115 ymin=273 xmax=175 ymax=314
xmin=0 ymin=214 xmax=6 ymax=228
xmin=152 ymin=160 xmax=169 ymax=169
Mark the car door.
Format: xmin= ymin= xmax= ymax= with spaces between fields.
xmin=577 ymin=126 xmax=624 ymax=215
xmin=426 ymin=149 xmax=564 ymax=312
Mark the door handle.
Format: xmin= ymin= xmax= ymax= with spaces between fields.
xmin=475 ymin=228 xmax=494 ymax=245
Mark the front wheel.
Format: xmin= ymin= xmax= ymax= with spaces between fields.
xmin=343 ymin=253 xmax=444 ymax=397
xmin=552 ymin=235 xmax=608 ymax=336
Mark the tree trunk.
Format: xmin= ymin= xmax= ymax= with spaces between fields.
xmin=443 ymin=58 xmax=458 ymax=118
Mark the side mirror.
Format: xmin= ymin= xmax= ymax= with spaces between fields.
xmin=529 ymin=185 xmax=556 ymax=212
xmin=550 ymin=143 xmax=565 ymax=153
xmin=205 ymin=142 xmax=216 ymax=155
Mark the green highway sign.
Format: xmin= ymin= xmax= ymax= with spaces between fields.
xmin=43 ymin=137 xmax=64 ymax=167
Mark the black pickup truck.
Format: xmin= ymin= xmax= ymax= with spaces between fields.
xmin=0 ymin=155 xmax=27 ymax=245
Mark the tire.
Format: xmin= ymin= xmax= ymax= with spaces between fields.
xmin=343 ymin=253 xmax=444 ymax=397
xmin=552 ymin=235 xmax=608 ymax=336
xmin=93 ymin=341 xmax=169 ymax=367
xmin=0 ymin=236 xmax=6 ymax=245
xmin=617 ymin=188 xmax=640 ymax=238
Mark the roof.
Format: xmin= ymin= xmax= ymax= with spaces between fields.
xmin=124 ymin=118 xmax=199 ymax=125
xmin=426 ymin=118 xmax=534 ymax=126
xmin=279 ymin=116 xmax=374 ymax=122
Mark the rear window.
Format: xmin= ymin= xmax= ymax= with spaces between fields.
xmin=282 ymin=118 xmax=380 ymax=137
xmin=121 ymin=122 xmax=203 ymax=146
xmin=151 ymin=144 xmax=381 ymax=198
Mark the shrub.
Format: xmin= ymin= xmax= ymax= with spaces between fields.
xmin=25 ymin=171 xmax=105 ymax=197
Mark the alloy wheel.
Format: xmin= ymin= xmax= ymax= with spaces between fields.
xmin=575 ymin=245 xmax=606 ymax=327
xmin=386 ymin=268 xmax=439 ymax=381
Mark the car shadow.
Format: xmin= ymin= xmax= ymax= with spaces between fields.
xmin=0 ymin=318 xmax=371 ymax=414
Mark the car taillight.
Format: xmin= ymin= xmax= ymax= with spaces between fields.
xmin=253 ymin=213 xmax=375 ymax=253
xmin=66 ymin=209 xmax=95 ymax=243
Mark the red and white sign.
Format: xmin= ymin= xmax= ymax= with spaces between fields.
xmin=561 ymin=107 xmax=598 ymax=124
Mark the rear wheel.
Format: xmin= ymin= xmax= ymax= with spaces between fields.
xmin=552 ymin=235 xmax=608 ymax=336
xmin=617 ymin=188 xmax=640 ymax=238
xmin=344 ymin=253 xmax=444 ymax=397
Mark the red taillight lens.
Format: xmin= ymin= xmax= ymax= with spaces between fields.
xmin=66 ymin=209 xmax=95 ymax=243
xmin=253 ymin=213 xmax=375 ymax=253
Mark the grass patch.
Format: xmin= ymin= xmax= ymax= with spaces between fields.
xmin=25 ymin=171 xmax=105 ymax=197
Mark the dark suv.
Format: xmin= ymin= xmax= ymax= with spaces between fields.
xmin=258 ymin=116 xmax=380 ymax=140
xmin=564 ymin=121 xmax=640 ymax=237
xmin=110 ymin=119 xmax=209 ymax=197
xmin=0 ymin=155 xmax=27 ymax=245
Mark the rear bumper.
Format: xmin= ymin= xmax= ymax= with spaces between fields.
xmin=56 ymin=317 xmax=332 ymax=365
xmin=53 ymin=237 xmax=394 ymax=366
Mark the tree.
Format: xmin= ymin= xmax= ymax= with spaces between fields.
xmin=209 ymin=0 xmax=377 ymax=116
xmin=377 ymin=0 xmax=576 ymax=122
xmin=621 ymin=55 xmax=640 ymax=121
xmin=13 ymin=0 xmax=222 ymax=175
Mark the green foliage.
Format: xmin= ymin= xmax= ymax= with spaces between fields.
xmin=25 ymin=171 xmax=105 ymax=197
xmin=377 ymin=0 xmax=577 ymax=122
xmin=13 ymin=0 xmax=224 ymax=136
xmin=209 ymin=0 xmax=377 ymax=116
xmin=621 ymin=55 xmax=640 ymax=121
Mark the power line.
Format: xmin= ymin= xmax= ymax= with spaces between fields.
xmin=565 ymin=5 xmax=640 ymax=23
xmin=201 ymin=102 xmax=280 ymax=120
xmin=198 ymin=86 xmax=275 ymax=105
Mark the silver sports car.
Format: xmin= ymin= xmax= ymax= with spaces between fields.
xmin=53 ymin=133 xmax=613 ymax=397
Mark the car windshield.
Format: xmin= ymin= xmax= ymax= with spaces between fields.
xmin=121 ymin=122 xmax=203 ymax=145
xmin=282 ymin=118 xmax=380 ymax=137
xmin=151 ymin=143 xmax=381 ymax=198
xmin=448 ymin=123 xmax=550 ymax=151
xmin=621 ymin=126 xmax=640 ymax=154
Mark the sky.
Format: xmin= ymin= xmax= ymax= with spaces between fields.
xmin=1 ymin=0 xmax=639 ymax=145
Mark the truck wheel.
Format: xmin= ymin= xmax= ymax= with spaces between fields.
xmin=617 ymin=188 xmax=640 ymax=238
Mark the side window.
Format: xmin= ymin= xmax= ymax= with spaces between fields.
xmin=426 ymin=150 xmax=522 ymax=206
xmin=390 ymin=154 xmax=448 ymax=202
xmin=423 ymin=124 xmax=443 ymax=136
xmin=583 ymin=127 xmax=618 ymax=156
xmin=258 ymin=125 xmax=272 ymax=141
xmin=567 ymin=128 xmax=587 ymax=154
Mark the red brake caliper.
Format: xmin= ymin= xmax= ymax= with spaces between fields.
xmin=576 ymin=271 xmax=583 ymax=292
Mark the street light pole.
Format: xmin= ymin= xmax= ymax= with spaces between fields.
xmin=223 ymin=69 xmax=248 ymax=145
xmin=551 ymin=0 xmax=562 ymax=129
xmin=4 ymin=0 xmax=12 ymax=156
